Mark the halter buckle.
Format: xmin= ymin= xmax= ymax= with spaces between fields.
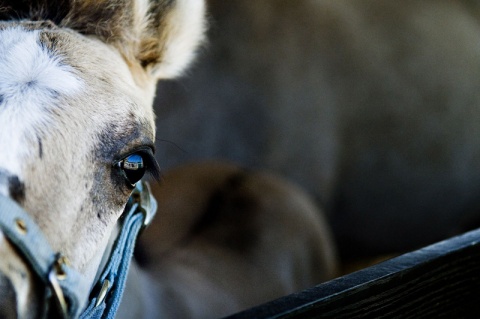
xmin=127 ymin=181 xmax=157 ymax=229
xmin=48 ymin=254 xmax=70 ymax=318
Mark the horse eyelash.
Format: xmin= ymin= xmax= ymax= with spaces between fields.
xmin=138 ymin=148 xmax=162 ymax=183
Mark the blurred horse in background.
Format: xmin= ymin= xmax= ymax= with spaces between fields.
xmin=133 ymin=161 xmax=337 ymax=318
xmin=154 ymin=0 xmax=480 ymax=262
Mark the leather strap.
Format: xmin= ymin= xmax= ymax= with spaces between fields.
xmin=0 ymin=194 xmax=89 ymax=318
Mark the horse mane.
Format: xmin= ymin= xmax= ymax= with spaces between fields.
xmin=0 ymin=0 xmax=72 ymax=24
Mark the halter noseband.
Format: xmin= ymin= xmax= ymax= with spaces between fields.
xmin=0 ymin=181 xmax=157 ymax=319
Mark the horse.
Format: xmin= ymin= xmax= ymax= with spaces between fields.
xmin=0 ymin=1 xmax=337 ymax=318
xmin=0 ymin=0 xmax=206 ymax=317
xmin=153 ymin=0 xmax=480 ymax=262
xmin=130 ymin=161 xmax=337 ymax=318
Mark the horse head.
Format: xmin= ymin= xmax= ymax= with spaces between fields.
xmin=0 ymin=0 xmax=205 ymax=317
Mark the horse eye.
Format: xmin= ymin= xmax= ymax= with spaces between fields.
xmin=116 ymin=154 xmax=146 ymax=186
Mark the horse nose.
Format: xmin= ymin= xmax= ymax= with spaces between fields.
xmin=0 ymin=170 xmax=25 ymax=203
xmin=0 ymin=272 xmax=18 ymax=319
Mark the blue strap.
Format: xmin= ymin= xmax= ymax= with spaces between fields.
xmin=80 ymin=205 xmax=143 ymax=319
xmin=0 ymin=194 xmax=89 ymax=318
xmin=80 ymin=181 xmax=157 ymax=319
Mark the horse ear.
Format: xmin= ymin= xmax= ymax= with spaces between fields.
xmin=65 ymin=0 xmax=206 ymax=80
xmin=136 ymin=0 xmax=207 ymax=79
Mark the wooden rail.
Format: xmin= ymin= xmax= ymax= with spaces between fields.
xmin=225 ymin=228 xmax=480 ymax=318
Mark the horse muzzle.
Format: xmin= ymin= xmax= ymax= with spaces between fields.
xmin=0 ymin=272 xmax=17 ymax=319
xmin=0 ymin=230 xmax=43 ymax=319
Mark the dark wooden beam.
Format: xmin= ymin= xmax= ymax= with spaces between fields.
xmin=225 ymin=228 xmax=480 ymax=318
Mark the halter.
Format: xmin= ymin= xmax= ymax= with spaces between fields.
xmin=0 ymin=181 xmax=157 ymax=319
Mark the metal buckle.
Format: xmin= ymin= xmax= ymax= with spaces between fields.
xmin=48 ymin=254 xmax=70 ymax=318
xmin=128 ymin=181 xmax=157 ymax=229
xmin=95 ymin=279 xmax=111 ymax=307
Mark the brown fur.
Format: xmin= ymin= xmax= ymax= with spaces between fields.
xmin=134 ymin=162 xmax=337 ymax=318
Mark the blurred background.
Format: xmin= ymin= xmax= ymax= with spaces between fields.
xmin=152 ymin=0 xmax=480 ymax=264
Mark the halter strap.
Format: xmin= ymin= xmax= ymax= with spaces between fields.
xmin=80 ymin=181 xmax=157 ymax=319
xmin=0 ymin=194 xmax=89 ymax=318
xmin=0 ymin=181 xmax=157 ymax=319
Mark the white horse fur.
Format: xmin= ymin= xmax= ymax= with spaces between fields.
xmin=0 ymin=1 xmax=338 ymax=318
